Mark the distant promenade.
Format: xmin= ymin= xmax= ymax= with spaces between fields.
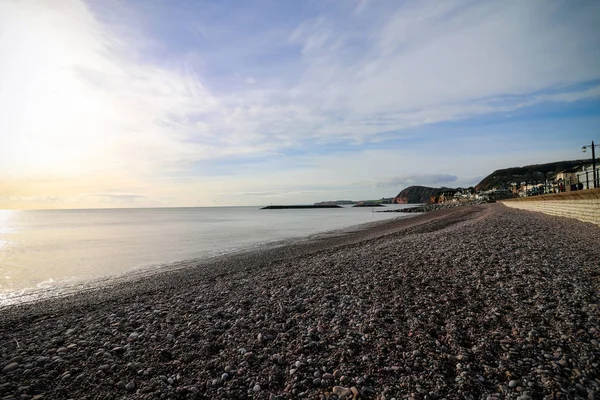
xmin=1 ymin=204 xmax=599 ymax=399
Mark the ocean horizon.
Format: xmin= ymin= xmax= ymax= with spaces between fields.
xmin=0 ymin=204 xmax=416 ymax=306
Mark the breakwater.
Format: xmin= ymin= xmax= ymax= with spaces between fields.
xmin=261 ymin=205 xmax=343 ymax=209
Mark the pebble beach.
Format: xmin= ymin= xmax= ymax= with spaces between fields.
xmin=1 ymin=204 xmax=599 ymax=400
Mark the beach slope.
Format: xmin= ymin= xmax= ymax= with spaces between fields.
xmin=1 ymin=204 xmax=599 ymax=399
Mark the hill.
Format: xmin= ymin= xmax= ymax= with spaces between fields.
xmin=475 ymin=158 xmax=594 ymax=191
xmin=394 ymin=186 xmax=452 ymax=204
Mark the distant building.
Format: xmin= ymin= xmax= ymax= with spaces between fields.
xmin=556 ymin=167 xmax=580 ymax=192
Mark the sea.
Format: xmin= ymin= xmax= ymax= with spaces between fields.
xmin=0 ymin=204 xmax=416 ymax=306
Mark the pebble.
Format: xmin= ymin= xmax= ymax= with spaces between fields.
xmin=333 ymin=386 xmax=352 ymax=399
xmin=2 ymin=362 xmax=19 ymax=373
xmin=125 ymin=381 xmax=136 ymax=391
xmin=253 ymin=384 xmax=261 ymax=392
xmin=509 ymin=380 xmax=518 ymax=388
xmin=362 ymin=386 xmax=377 ymax=397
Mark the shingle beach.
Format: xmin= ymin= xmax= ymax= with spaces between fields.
xmin=1 ymin=204 xmax=599 ymax=400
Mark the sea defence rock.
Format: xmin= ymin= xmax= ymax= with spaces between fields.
xmin=261 ymin=205 xmax=343 ymax=209
xmin=501 ymin=188 xmax=600 ymax=226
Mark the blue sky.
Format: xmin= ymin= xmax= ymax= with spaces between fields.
xmin=1 ymin=0 xmax=599 ymax=208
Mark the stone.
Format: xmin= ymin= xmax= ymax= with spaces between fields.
xmin=333 ymin=369 xmax=342 ymax=379
xmin=221 ymin=373 xmax=229 ymax=381
xmin=576 ymin=383 xmax=587 ymax=395
xmin=362 ymin=386 xmax=377 ymax=397
xmin=253 ymin=384 xmax=261 ymax=392
xmin=322 ymin=373 xmax=334 ymax=380
xmin=509 ymin=380 xmax=518 ymax=388
xmin=125 ymin=381 xmax=136 ymax=391
xmin=312 ymin=378 xmax=321 ymax=386
xmin=2 ymin=362 xmax=19 ymax=373
xmin=333 ymin=386 xmax=352 ymax=399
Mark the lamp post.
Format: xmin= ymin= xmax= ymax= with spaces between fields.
xmin=582 ymin=141 xmax=599 ymax=188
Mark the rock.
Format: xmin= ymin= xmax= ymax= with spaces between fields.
xmin=312 ymin=378 xmax=321 ymax=386
xmin=7 ymin=357 xmax=22 ymax=364
xmin=2 ymin=362 xmax=19 ymax=373
xmin=322 ymin=373 xmax=334 ymax=380
xmin=509 ymin=380 xmax=518 ymax=388
xmin=333 ymin=386 xmax=352 ymax=399
xmin=253 ymin=384 xmax=261 ymax=392
xmin=351 ymin=387 xmax=360 ymax=397
xmin=362 ymin=386 xmax=377 ymax=397
xmin=576 ymin=383 xmax=587 ymax=395
xmin=125 ymin=381 xmax=136 ymax=391
xmin=333 ymin=369 xmax=342 ymax=379
xmin=221 ymin=373 xmax=229 ymax=381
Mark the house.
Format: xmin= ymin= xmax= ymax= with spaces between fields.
xmin=555 ymin=166 xmax=580 ymax=192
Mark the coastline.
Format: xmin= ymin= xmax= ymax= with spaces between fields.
xmin=1 ymin=204 xmax=599 ymax=399
xmin=0 ymin=212 xmax=421 ymax=310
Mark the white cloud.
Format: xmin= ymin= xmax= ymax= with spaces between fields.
xmin=0 ymin=0 xmax=223 ymax=181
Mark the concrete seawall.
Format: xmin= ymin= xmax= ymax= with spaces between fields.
xmin=500 ymin=188 xmax=600 ymax=226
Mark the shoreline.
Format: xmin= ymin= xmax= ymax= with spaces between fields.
xmin=1 ymin=204 xmax=599 ymax=399
xmin=0 ymin=212 xmax=420 ymax=310
xmin=0 ymin=206 xmax=418 ymax=309
xmin=0 ymin=207 xmax=457 ymax=316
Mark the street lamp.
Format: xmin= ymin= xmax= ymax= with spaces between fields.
xmin=582 ymin=140 xmax=599 ymax=188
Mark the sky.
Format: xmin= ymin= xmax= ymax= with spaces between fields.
xmin=1 ymin=0 xmax=599 ymax=209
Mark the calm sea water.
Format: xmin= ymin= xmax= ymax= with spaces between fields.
xmin=0 ymin=205 xmax=415 ymax=305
